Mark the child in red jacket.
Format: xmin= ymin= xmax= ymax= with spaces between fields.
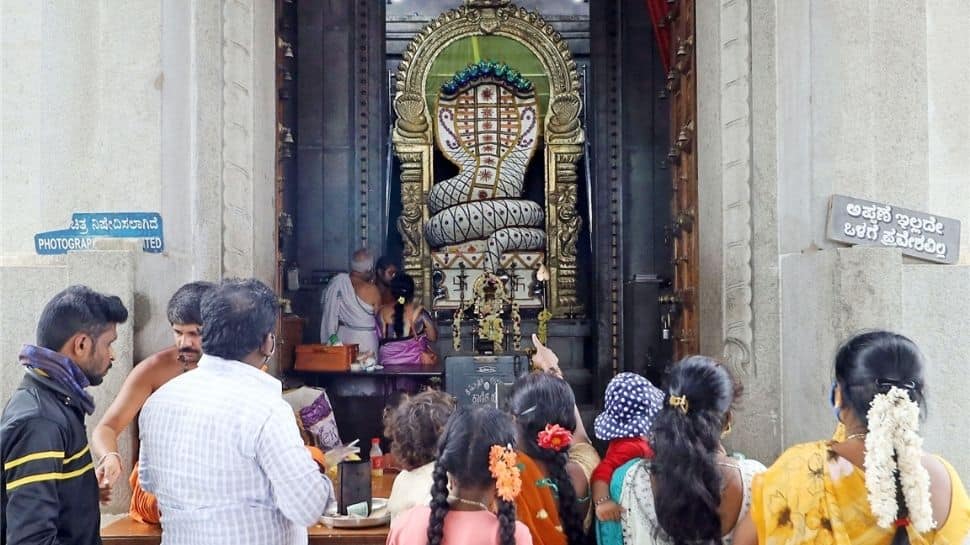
xmin=591 ymin=372 xmax=664 ymax=522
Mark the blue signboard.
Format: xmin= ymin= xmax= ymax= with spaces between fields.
xmin=35 ymin=212 xmax=164 ymax=255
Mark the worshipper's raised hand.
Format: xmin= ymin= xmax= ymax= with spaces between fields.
xmin=531 ymin=334 xmax=562 ymax=378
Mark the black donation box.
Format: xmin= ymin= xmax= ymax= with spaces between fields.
xmin=444 ymin=355 xmax=528 ymax=409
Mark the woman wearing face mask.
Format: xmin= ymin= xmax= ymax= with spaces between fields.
xmin=733 ymin=331 xmax=970 ymax=545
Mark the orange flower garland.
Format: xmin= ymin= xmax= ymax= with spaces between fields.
xmin=489 ymin=444 xmax=522 ymax=502
xmin=536 ymin=424 xmax=572 ymax=452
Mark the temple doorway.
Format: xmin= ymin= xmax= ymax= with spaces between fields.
xmin=272 ymin=0 xmax=698 ymax=431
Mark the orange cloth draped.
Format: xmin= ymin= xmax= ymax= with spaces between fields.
xmin=128 ymin=446 xmax=327 ymax=525
xmin=514 ymin=451 xmax=567 ymax=545
xmin=128 ymin=462 xmax=161 ymax=524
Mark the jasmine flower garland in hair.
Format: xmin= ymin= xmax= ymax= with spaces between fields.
xmin=864 ymin=386 xmax=935 ymax=532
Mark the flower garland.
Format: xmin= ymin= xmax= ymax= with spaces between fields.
xmin=536 ymin=308 xmax=552 ymax=345
xmin=473 ymin=272 xmax=509 ymax=317
xmin=510 ymin=301 xmax=522 ymax=351
xmin=472 ymin=272 xmax=512 ymax=353
xmin=863 ymin=386 xmax=934 ymax=533
xmin=489 ymin=444 xmax=522 ymax=502
xmin=452 ymin=305 xmax=464 ymax=352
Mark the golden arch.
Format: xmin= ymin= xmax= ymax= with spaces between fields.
xmin=392 ymin=0 xmax=585 ymax=317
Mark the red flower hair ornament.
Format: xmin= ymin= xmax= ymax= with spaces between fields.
xmin=536 ymin=424 xmax=573 ymax=452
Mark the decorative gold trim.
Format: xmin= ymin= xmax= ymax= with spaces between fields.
xmin=392 ymin=2 xmax=584 ymax=316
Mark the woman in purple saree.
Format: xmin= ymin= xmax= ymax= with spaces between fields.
xmin=376 ymin=273 xmax=439 ymax=366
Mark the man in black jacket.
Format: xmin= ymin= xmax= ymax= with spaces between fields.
xmin=1 ymin=285 xmax=128 ymax=545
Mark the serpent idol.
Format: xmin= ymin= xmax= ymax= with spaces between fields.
xmin=427 ymin=62 xmax=545 ymax=273
xmin=392 ymin=0 xmax=585 ymax=318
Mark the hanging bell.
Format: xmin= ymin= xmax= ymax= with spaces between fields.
xmin=278 ymin=38 xmax=294 ymax=58
xmin=667 ymin=146 xmax=680 ymax=164
xmin=282 ymin=129 xmax=295 ymax=144
xmin=666 ymin=68 xmax=680 ymax=93
xmin=677 ymin=129 xmax=690 ymax=151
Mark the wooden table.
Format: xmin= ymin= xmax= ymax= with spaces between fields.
xmin=102 ymin=473 xmax=396 ymax=545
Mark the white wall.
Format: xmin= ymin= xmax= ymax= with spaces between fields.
xmin=0 ymin=0 xmax=277 ymax=513
xmin=767 ymin=0 xmax=970 ymax=476
xmin=926 ymin=1 xmax=970 ymax=264
xmin=903 ymin=265 xmax=970 ymax=476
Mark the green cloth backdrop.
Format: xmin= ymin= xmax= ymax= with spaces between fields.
xmin=425 ymin=35 xmax=550 ymax=117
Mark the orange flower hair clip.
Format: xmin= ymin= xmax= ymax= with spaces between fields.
xmin=489 ymin=444 xmax=522 ymax=502
xmin=537 ymin=424 xmax=572 ymax=452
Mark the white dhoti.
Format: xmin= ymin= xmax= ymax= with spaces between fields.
xmin=320 ymin=273 xmax=378 ymax=356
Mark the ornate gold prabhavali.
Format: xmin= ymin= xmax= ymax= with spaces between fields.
xmin=392 ymin=0 xmax=585 ymax=317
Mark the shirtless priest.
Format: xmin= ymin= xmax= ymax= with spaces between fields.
xmin=91 ymin=281 xmax=216 ymax=516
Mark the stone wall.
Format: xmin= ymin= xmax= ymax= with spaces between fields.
xmin=903 ymin=265 xmax=970 ymax=475
xmin=778 ymin=248 xmax=903 ymax=447
xmin=0 ymin=0 xmax=277 ymax=513
xmin=699 ymin=0 xmax=970 ymax=466
xmin=769 ymin=0 xmax=970 ymax=468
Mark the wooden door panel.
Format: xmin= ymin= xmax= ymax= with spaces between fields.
xmin=666 ymin=0 xmax=698 ymax=359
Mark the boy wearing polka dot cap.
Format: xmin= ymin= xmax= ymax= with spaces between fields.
xmin=590 ymin=372 xmax=664 ymax=522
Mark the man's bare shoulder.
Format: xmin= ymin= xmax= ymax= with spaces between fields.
xmin=356 ymin=281 xmax=381 ymax=304
xmin=130 ymin=346 xmax=183 ymax=391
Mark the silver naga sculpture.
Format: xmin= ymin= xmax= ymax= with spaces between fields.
xmin=424 ymin=61 xmax=546 ymax=272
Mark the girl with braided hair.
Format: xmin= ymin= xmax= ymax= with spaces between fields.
xmin=734 ymin=331 xmax=970 ymax=545
xmin=386 ymin=406 xmax=531 ymax=545
xmin=508 ymin=373 xmax=589 ymax=545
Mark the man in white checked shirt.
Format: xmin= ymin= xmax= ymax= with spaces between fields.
xmin=138 ymin=278 xmax=333 ymax=545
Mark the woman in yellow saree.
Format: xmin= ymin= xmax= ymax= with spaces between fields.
xmin=733 ymin=331 xmax=970 ymax=545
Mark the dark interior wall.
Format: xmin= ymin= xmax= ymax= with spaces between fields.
xmin=618 ymin=0 xmax=672 ymax=383
xmin=591 ymin=0 xmax=672 ymax=394
xmin=293 ymin=0 xmax=386 ymax=340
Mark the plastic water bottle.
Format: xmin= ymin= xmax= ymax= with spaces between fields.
xmin=370 ymin=438 xmax=384 ymax=479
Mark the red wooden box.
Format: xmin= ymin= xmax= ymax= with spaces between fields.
xmin=294 ymin=344 xmax=358 ymax=372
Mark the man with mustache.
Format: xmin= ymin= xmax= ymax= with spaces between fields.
xmin=92 ymin=281 xmax=215 ymax=516
xmin=1 ymin=285 xmax=128 ymax=545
